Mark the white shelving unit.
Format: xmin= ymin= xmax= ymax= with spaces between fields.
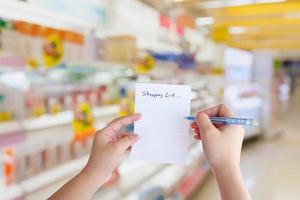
xmin=0 ymin=105 xmax=119 ymax=199
xmin=0 ymin=0 xmax=100 ymax=33
xmin=0 ymin=155 xmax=89 ymax=200
xmin=20 ymin=155 xmax=89 ymax=194
xmin=0 ymin=184 xmax=23 ymax=200
xmin=0 ymin=105 xmax=119 ymax=137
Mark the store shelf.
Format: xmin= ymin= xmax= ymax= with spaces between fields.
xmin=0 ymin=121 xmax=23 ymax=136
xmin=137 ymin=40 xmax=183 ymax=54
xmin=0 ymin=184 xmax=23 ymax=200
xmin=21 ymin=155 xmax=89 ymax=194
xmin=0 ymin=0 xmax=99 ymax=32
xmin=0 ymin=105 xmax=119 ymax=136
xmin=22 ymin=105 xmax=119 ymax=131
xmin=0 ymin=119 xmax=113 ymax=199
xmin=0 ymin=155 xmax=89 ymax=199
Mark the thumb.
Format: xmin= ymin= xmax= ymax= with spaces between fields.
xmin=115 ymin=134 xmax=139 ymax=152
xmin=196 ymin=112 xmax=216 ymax=136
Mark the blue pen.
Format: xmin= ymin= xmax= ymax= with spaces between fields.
xmin=184 ymin=116 xmax=259 ymax=127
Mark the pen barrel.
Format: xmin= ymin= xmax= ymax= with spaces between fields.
xmin=210 ymin=117 xmax=253 ymax=126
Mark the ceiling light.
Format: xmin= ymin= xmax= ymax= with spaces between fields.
xmin=229 ymin=27 xmax=247 ymax=34
xmin=173 ymin=0 xmax=190 ymax=2
xmin=198 ymin=0 xmax=286 ymax=9
xmin=255 ymin=0 xmax=286 ymax=3
xmin=198 ymin=1 xmax=224 ymax=9
xmin=196 ymin=17 xmax=214 ymax=26
xmin=285 ymin=12 xmax=300 ymax=19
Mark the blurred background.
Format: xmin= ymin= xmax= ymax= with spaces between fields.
xmin=0 ymin=0 xmax=299 ymax=199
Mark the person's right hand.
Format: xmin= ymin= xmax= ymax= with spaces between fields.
xmin=191 ymin=104 xmax=245 ymax=172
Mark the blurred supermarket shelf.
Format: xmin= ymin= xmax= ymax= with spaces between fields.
xmin=0 ymin=0 xmax=100 ymax=33
xmin=0 ymin=183 xmax=23 ymax=200
xmin=0 ymin=0 xmax=183 ymax=54
xmin=0 ymin=90 xmax=213 ymax=137
xmin=0 ymin=155 xmax=89 ymax=199
xmin=0 ymin=105 xmax=119 ymax=136
xmin=20 ymin=155 xmax=89 ymax=194
xmin=23 ymin=105 xmax=119 ymax=131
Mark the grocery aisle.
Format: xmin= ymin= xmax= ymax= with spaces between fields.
xmin=192 ymin=81 xmax=300 ymax=200
xmin=1 ymin=1 xmax=300 ymax=200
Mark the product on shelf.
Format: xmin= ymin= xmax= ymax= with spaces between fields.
xmin=0 ymin=94 xmax=12 ymax=122
xmin=0 ymin=19 xmax=87 ymax=69
xmin=0 ymin=20 xmax=19 ymax=56
xmin=105 ymin=35 xmax=137 ymax=63
xmin=72 ymin=102 xmax=95 ymax=141
xmin=135 ymin=53 xmax=155 ymax=74
xmin=25 ymin=86 xmax=46 ymax=118
xmin=42 ymin=34 xmax=63 ymax=68
xmin=0 ymin=152 xmax=5 ymax=192
xmin=3 ymin=147 xmax=14 ymax=186
xmin=0 ymin=63 xmax=132 ymax=120
xmin=47 ymin=97 xmax=62 ymax=114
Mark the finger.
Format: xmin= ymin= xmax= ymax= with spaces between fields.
xmin=116 ymin=132 xmax=135 ymax=151
xmin=126 ymin=146 xmax=132 ymax=152
xmin=213 ymin=123 xmax=225 ymax=129
xmin=116 ymin=132 xmax=131 ymax=140
xmin=200 ymin=104 xmax=234 ymax=118
xmin=196 ymin=112 xmax=216 ymax=135
xmin=193 ymin=127 xmax=200 ymax=134
xmin=104 ymin=113 xmax=142 ymax=135
xmin=115 ymin=134 xmax=139 ymax=152
xmin=194 ymin=134 xmax=201 ymax=140
xmin=217 ymin=104 xmax=234 ymax=117
xmin=191 ymin=122 xmax=198 ymax=129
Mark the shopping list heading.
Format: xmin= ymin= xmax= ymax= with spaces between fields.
xmin=131 ymin=83 xmax=191 ymax=165
xmin=141 ymin=90 xmax=181 ymax=99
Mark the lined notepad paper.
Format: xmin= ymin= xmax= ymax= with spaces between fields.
xmin=131 ymin=83 xmax=191 ymax=165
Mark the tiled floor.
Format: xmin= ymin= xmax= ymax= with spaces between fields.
xmin=193 ymin=82 xmax=300 ymax=200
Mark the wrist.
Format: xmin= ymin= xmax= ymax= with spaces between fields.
xmin=211 ymin=160 xmax=240 ymax=174
xmin=212 ymin=161 xmax=241 ymax=177
xmin=81 ymin=164 xmax=111 ymax=186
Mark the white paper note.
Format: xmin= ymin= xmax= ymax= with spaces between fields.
xmin=131 ymin=83 xmax=191 ymax=165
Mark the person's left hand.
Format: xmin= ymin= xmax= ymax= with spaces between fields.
xmin=83 ymin=113 xmax=142 ymax=184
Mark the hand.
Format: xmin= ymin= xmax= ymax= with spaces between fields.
xmin=83 ymin=113 xmax=142 ymax=184
xmin=191 ymin=104 xmax=244 ymax=172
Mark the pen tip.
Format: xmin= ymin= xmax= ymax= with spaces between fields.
xmin=184 ymin=116 xmax=194 ymax=121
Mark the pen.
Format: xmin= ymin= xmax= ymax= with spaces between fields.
xmin=184 ymin=116 xmax=259 ymax=127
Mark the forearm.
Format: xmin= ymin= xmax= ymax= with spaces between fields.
xmin=213 ymin=164 xmax=251 ymax=200
xmin=49 ymin=167 xmax=108 ymax=200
